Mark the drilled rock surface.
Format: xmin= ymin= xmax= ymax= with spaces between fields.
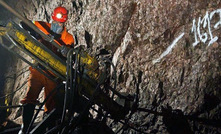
xmin=1 ymin=0 xmax=221 ymax=133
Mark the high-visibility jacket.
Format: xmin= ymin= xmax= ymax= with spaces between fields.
xmin=20 ymin=21 xmax=75 ymax=112
xmin=34 ymin=21 xmax=75 ymax=46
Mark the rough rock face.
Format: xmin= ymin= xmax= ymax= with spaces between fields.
xmin=1 ymin=0 xmax=221 ymax=133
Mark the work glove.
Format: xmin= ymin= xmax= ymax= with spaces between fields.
xmin=61 ymin=45 xmax=70 ymax=57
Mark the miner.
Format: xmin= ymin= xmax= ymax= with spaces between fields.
xmin=18 ymin=6 xmax=75 ymax=134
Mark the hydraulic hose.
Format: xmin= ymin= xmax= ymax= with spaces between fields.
xmin=100 ymin=57 xmax=117 ymax=99
xmin=68 ymin=83 xmax=102 ymax=134
xmin=60 ymin=48 xmax=74 ymax=132
xmin=68 ymin=49 xmax=76 ymax=116
xmin=60 ymin=49 xmax=80 ymax=134
xmin=100 ymin=57 xmax=131 ymax=100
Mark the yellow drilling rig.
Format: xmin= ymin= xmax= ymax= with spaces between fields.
xmin=0 ymin=1 xmax=134 ymax=134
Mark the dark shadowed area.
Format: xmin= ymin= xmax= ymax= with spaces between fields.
xmin=0 ymin=0 xmax=17 ymax=93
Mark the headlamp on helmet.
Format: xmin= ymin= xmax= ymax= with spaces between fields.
xmin=52 ymin=6 xmax=68 ymax=23
xmin=56 ymin=13 xmax=63 ymax=19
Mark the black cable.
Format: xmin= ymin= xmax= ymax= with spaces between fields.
xmin=62 ymin=55 xmax=148 ymax=134
xmin=67 ymin=82 xmax=103 ymax=133
xmin=118 ymin=120 xmax=148 ymax=134
xmin=100 ymin=57 xmax=117 ymax=98
xmin=0 ymin=66 xmax=29 ymax=99
xmin=68 ymin=48 xmax=79 ymax=117
xmin=26 ymin=83 xmax=63 ymax=134
xmin=0 ymin=80 xmax=28 ymax=99
xmin=0 ymin=105 xmax=23 ymax=109
xmin=98 ymin=58 xmax=115 ymax=123
xmin=100 ymin=58 xmax=130 ymax=101
xmin=61 ymin=50 xmax=71 ymax=124
xmin=98 ymin=58 xmax=148 ymax=134
xmin=116 ymin=125 xmax=124 ymax=134
xmin=0 ymin=105 xmax=44 ymax=110
xmin=117 ymin=104 xmax=136 ymax=134
xmin=137 ymin=107 xmax=221 ymax=128
xmin=88 ymin=102 xmax=148 ymax=134
xmin=44 ymin=124 xmax=61 ymax=134
xmin=60 ymin=48 xmax=75 ymax=134
xmin=60 ymin=48 xmax=80 ymax=133
xmin=0 ymin=66 xmax=29 ymax=81
xmin=117 ymin=71 xmax=141 ymax=134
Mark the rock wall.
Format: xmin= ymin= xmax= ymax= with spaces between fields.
xmin=0 ymin=0 xmax=24 ymax=127
xmin=1 ymin=0 xmax=221 ymax=133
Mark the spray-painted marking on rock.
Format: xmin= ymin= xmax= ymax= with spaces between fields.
xmin=153 ymin=9 xmax=221 ymax=64
xmin=152 ymin=33 xmax=185 ymax=64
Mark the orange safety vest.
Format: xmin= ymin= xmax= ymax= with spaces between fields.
xmin=33 ymin=21 xmax=75 ymax=77
xmin=34 ymin=21 xmax=75 ymax=46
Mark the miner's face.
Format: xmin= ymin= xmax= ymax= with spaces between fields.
xmin=51 ymin=21 xmax=64 ymax=34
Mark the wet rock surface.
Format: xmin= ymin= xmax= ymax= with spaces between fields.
xmin=0 ymin=0 xmax=221 ymax=133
